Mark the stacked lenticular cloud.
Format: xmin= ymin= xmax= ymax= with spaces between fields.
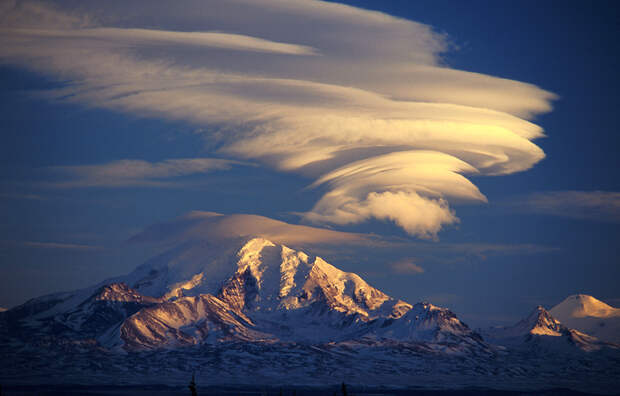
xmin=0 ymin=0 xmax=556 ymax=238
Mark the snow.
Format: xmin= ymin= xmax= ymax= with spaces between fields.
xmin=3 ymin=235 xmax=620 ymax=393
xmin=550 ymin=294 xmax=620 ymax=344
xmin=163 ymin=273 xmax=205 ymax=300
xmin=480 ymin=305 xmax=616 ymax=354
xmin=482 ymin=306 xmax=566 ymax=340
xmin=551 ymin=294 xmax=620 ymax=319
xmin=3 ymin=236 xmax=482 ymax=349
xmin=278 ymin=245 xmax=309 ymax=298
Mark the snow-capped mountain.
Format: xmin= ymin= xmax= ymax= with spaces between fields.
xmin=1 ymin=237 xmax=483 ymax=352
xmin=484 ymin=306 xmax=565 ymax=339
xmin=481 ymin=305 xmax=613 ymax=352
xmin=1 ymin=213 xmax=619 ymax=392
xmin=550 ymin=294 xmax=620 ymax=344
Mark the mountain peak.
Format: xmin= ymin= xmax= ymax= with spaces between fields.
xmin=551 ymin=294 xmax=620 ymax=319
xmin=218 ymin=237 xmax=392 ymax=317
xmin=3 ymin=224 xmax=619 ymax=390
xmin=481 ymin=303 xmax=617 ymax=353
xmin=523 ymin=306 xmax=565 ymax=336
xmin=93 ymin=283 xmax=160 ymax=304
xmin=549 ymin=294 xmax=620 ymax=344
xmin=483 ymin=305 xmax=567 ymax=340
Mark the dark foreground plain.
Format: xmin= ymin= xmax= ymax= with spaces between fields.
xmin=1 ymin=385 xmax=618 ymax=396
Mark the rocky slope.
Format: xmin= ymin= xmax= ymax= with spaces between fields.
xmin=1 ymin=237 xmax=483 ymax=352
xmin=1 ymin=234 xmax=619 ymax=392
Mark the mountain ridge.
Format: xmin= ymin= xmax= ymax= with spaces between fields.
xmin=1 ymin=237 xmax=483 ymax=351
xmin=481 ymin=305 xmax=617 ymax=353
xmin=1 ymin=231 xmax=619 ymax=392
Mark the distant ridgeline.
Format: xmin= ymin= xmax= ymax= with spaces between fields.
xmin=1 ymin=234 xmax=619 ymax=393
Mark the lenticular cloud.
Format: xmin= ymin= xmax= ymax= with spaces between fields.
xmin=0 ymin=0 xmax=556 ymax=238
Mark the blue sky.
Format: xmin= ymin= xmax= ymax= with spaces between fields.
xmin=1 ymin=0 xmax=618 ymax=327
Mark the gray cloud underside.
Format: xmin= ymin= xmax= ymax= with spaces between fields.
xmin=512 ymin=191 xmax=620 ymax=223
xmin=46 ymin=158 xmax=248 ymax=188
xmin=0 ymin=0 xmax=556 ymax=238
xmin=0 ymin=240 xmax=103 ymax=251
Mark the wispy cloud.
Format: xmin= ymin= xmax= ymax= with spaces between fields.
xmin=0 ymin=192 xmax=44 ymax=200
xmin=13 ymin=27 xmax=319 ymax=55
xmin=419 ymin=241 xmax=559 ymax=259
xmin=375 ymin=240 xmax=559 ymax=268
xmin=0 ymin=240 xmax=104 ymax=251
xmin=0 ymin=0 xmax=556 ymax=238
xmin=419 ymin=293 xmax=461 ymax=306
xmin=390 ymin=259 xmax=425 ymax=275
xmin=46 ymin=158 xmax=248 ymax=188
xmin=511 ymin=191 xmax=620 ymax=223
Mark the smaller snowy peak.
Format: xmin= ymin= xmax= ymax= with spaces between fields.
xmin=52 ymin=283 xmax=164 ymax=338
xmin=481 ymin=305 xmax=616 ymax=353
xmin=550 ymin=295 xmax=620 ymax=345
xmin=484 ymin=306 xmax=567 ymax=340
xmin=119 ymin=294 xmax=260 ymax=349
xmin=377 ymin=301 xmax=482 ymax=347
xmin=524 ymin=306 xmax=566 ymax=336
xmin=550 ymin=294 xmax=620 ymax=319
xmin=412 ymin=302 xmax=472 ymax=331
xmin=306 ymin=256 xmax=391 ymax=314
xmin=93 ymin=283 xmax=161 ymax=304
xmin=405 ymin=302 xmax=467 ymax=334
xmin=389 ymin=300 xmax=413 ymax=319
